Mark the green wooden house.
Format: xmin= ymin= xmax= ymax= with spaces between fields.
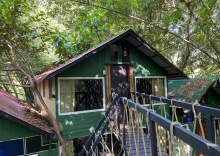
xmin=168 ymin=77 xmax=220 ymax=126
xmin=34 ymin=29 xmax=187 ymax=153
xmin=168 ymin=77 xmax=220 ymax=108
xmin=0 ymin=89 xmax=58 ymax=156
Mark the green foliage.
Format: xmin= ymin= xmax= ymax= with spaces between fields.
xmin=0 ymin=0 xmax=57 ymax=100
xmin=0 ymin=0 xmax=55 ymax=71
xmin=43 ymin=0 xmax=219 ymax=77
xmin=0 ymin=0 xmax=219 ymax=102
xmin=1 ymin=0 xmax=220 ymax=80
xmin=162 ymin=9 xmax=183 ymax=24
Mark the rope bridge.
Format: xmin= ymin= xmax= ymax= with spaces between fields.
xmin=79 ymin=93 xmax=220 ymax=156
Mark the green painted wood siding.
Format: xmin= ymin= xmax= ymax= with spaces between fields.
xmin=57 ymin=111 xmax=104 ymax=140
xmin=129 ymin=45 xmax=167 ymax=76
xmin=37 ymin=149 xmax=59 ymax=156
xmin=56 ymin=48 xmax=109 ymax=139
xmin=60 ymin=43 xmax=166 ymax=78
xmin=207 ymin=88 xmax=220 ymax=109
xmin=61 ymin=48 xmax=109 ymax=77
xmin=0 ymin=116 xmax=38 ymax=141
xmin=56 ymin=41 xmax=168 ymax=140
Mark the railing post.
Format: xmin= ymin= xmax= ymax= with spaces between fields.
xmin=149 ymin=113 xmax=158 ymax=156
xmin=119 ymin=98 xmax=126 ymax=149
xmin=206 ymin=114 xmax=216 ymax=143
xmin=149 ymin=96 xmax=152 ymax=109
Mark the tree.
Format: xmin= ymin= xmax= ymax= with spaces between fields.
xmin=1 ymin=1 xmax=219 ymax=155
xmin=0 ymin=0 xmax=57 ymax=98
xmin=0 ymin=39 xmax=70 ymax=156
xmin=45 ymin=0 xmax=220 ymax=77
xmin=0 ymin=1 xmax=70 ymax=155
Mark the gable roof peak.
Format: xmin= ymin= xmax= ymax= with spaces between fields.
xmin=35 ymin=29 xmax=187 ymax=83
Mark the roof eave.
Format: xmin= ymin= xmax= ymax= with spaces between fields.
xmin=45 ymin=31 xmax=132 ymax=80
xmin=0 ymin=110 xmax=56 ymax=138
xmin=37 ymin=29 xmax=187 ymax=81
xmin=125 ymin=30 xmax=188 ymax=79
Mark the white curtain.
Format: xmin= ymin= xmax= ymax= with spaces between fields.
xmin=152 ymin=78 xmax=165 ymax=97
xmin=60 ymin=79 xmax=75 ymax=113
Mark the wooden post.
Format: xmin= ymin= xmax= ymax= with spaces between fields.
xmin=106 ymin=65 xmax=111 ymax=105
xmin=149 ymin=113 xmax=158 ymax=156
xmin=206 ymin=115 xmax=215 ymax=143
xmin=129 ymin=66 xmax=134 ymax=101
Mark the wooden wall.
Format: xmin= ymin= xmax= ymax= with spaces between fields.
xmin=36 ymin=77 xmax=56 ymax=118
xmin=129 ymin=44 xmax=167 ymax=77
xmin=55 ymin=48 xmax=108 ymax=139
xmin=36 ymin=149 xmax=58 ymax=156
xmin=0 ymin=116 xmax=59 ymax=155
xmin=0 ymin=116 xmax=38 ymax=141
xmin=207 ymin=88 xmax=220 ymax=109
xmin=55 ymin=40 xmax=168 ymax=139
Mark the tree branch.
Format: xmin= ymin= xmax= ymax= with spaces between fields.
xmin=4 ymin=41 xmax=34 ymax=87
xmin=180 ymin=9 xmax=192 ymax=70
xmin=209 ymin=40 xmax=220 ymax=55
xmin=72 ymin=0 xmax=192 ymax=44
xmin=1 ymin=40 xmax=70 ymax=155
xmin=0 ymin=68 xmax=19 ymax=71
xmin=182 ymin=0 xmax=220 ymax=67
xmin=73 ymin=0 xmax=220 ymax=68
xmin=6 ymin=40 xmax=35 ymax=76
xmin=0 ymin=82 xmax=33 ymax=88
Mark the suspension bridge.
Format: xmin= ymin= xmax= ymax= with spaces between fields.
xmin=79 ymin=93 xmax=220 ymax=156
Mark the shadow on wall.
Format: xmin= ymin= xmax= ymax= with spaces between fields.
xmin=132 ymin=61 xmax=150 ymax=76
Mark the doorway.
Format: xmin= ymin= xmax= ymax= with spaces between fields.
xmin=109 ymin=65 xmax=130 ymax=100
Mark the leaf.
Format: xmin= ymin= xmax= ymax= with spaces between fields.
xmin=162 ymin=9 xmax=182 ymax=24
xmin=64 ymin=43 xmax=71 ymax=49
xmin=43 ymin=37 xmax=53 ymax=42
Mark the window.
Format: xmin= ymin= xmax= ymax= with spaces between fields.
xmin=135 ymin=77 xmax=167 ymax=103
xmin=48 ymin=78 xmax=53 ymax=99
xmin=43 ymin=81 xmax=45 ymax=97
xmin=58 ymin=77 xmax=105 ymax=115
xmin=110 ymin=43 xmax=118 ymax=61
xmin=122 ymin=42 xmax=130 ymax=62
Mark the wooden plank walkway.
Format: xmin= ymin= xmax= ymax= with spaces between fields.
xmin=120 ymin=127 xmax=168 ymax=156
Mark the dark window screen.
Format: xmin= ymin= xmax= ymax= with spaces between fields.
xmin=110 ymin=65 xmax=129 ymax=98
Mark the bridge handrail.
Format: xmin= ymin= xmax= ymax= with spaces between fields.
xmin=134 ymin=92 xmax=220 ymax=118
xmin=134 ymin=92 xmax=220 ymax=143
xmin=79 ymin=95 xmax=120 ymax=156
xmin=122 ymin=93 xmax=220 ymax=156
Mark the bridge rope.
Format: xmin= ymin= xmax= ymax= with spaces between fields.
xmin=123 ymin=97 xmax=150 ymax=156
xmin=79 ymin=93 xmax=220 ymax=156
xmin=192 ymin=101 xmax=205 ymax=138
xmin=157 ymin=97 xmax=168 ymax=155
xmin=110 ymin=94 xmax=170 ymax=156
xmin=168 ymin=98 xmax=190 ymax=156
xmin=190 ymin=101 xmax=206 ymax=156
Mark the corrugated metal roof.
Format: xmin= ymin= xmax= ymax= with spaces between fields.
xmin=168 ymin=77 xmax=216 ymax=103
xmin=0 ymin=89 xmax=55 ymax=137
xmin=35 ymin=29 xmax=187 ymax=83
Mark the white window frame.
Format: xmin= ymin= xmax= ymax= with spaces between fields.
xmin=58 ymin=77 xmax=106 ymax=115
xmin=135 ymin=76 xmax=167 ymax=105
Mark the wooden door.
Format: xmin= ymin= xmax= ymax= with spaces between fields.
xmin=110 ymin=65 xmax=130 ymax=99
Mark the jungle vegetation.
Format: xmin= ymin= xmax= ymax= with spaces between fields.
xmin=0 ymin=0 xmax=220 ymax=98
